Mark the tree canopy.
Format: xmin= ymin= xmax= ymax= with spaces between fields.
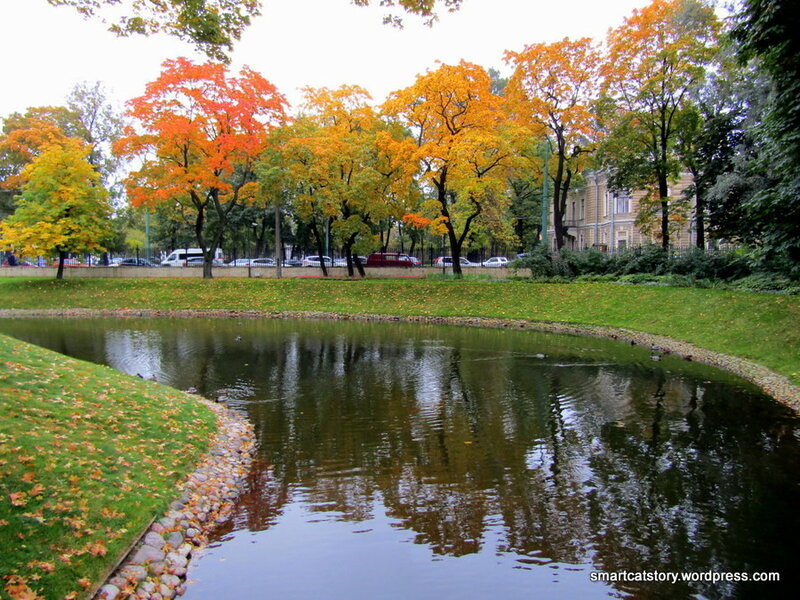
xmin=383 ymin=60 xmax=522 ymax=274
xmin=0 ymin=139 xmax=113 ymax=278
xmin=115 ymin=57 xmax=287 ymax=277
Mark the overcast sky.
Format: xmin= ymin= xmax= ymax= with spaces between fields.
xmin=2 ymin=0 xmax=650 ymax=117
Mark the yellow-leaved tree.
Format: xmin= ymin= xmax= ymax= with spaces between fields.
xmin=0 ymin=139 xmax=112 ymax=279
xmin=383 ymin=61 xmax=522 ymax=275
xmin=259 ymin=86 xmax=417 ymax=276
xmin=505 ymin=37 xmax=600 ymax=250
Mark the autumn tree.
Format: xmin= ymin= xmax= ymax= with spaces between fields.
xmin=1 ymin=85 xmax=123 ymax=218
xmin=383 ymin=61 xmax=520 ymax=275
xmin=0 ymin=107 xmax=78 ymax=216
xmin=115 ymin=57 xmax=287 ymax=278
xmin=600 ymin=0 xmax=719 ymax=249
xmin=0 ymin=139 xmax=112 ymax=279
xmin=260 ymin=86 xmax=417 ymax=277
xmin=505 ymin=37 xmax=600 ymax=250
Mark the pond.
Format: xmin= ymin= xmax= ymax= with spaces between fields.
xmin=1 ymin=317 xmax=798 ymax=599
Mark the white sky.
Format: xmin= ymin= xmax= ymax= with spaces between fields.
xmin=1 ymin=0 xmax=649 ymax=117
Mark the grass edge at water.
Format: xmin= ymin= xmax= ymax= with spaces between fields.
xmin=0 ymin=334 xmax=217 ymax=600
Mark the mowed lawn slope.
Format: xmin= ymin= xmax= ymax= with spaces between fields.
xmin=0 ymin=277 xmax=798 ymax=383
xmin=0 ymin=334 xmax=216 ymax=599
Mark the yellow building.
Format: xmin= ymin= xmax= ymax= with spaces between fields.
xmin=546 ymin=171 xmax=697 ymax=251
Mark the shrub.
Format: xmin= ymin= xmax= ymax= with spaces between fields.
xmin=612 ymin=244 xmax=670 ymax=275
xmin=669 ymin=248 xmax=751 ymax=280
xmin=561 ymin=247 xmax=613 ymax=276
xmin=513 ymin=247 xmax=570 ymax=278
xmin=730 ymin=273 xmax=800 ymax=294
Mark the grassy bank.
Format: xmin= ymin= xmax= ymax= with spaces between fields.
xmin=0 ymin=335 xmax=216 ymax=600
xmin=0 ymin=277 xmax=798 ymax=384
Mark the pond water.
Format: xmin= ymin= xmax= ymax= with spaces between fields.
xmin=1 ymin=317 xmax=798 ymax=599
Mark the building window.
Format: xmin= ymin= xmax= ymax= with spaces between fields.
xmin=613 ymin=190 xmax=631 ymax=214
xmin=580 ymin=198 xmax=585 ymax=220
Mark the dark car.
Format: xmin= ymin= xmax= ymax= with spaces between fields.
xmin=114 ymin=257 xmax=156 ymax=267
xmin=366 ymin=252 xmax=417 ymax=267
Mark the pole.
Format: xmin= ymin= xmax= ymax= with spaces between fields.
xmin=145 ymin=210 xmax=151 ymax=261
xmin=541 ymin=138 xmax=550 ymax=250
xmin=275 ymin=203 xmax=282 ymax=279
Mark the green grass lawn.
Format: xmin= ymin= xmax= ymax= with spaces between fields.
xmin=0 ymin=334 xmax=216 ymax=600
xmin=1 ymin=277 xmax=798 ymax=383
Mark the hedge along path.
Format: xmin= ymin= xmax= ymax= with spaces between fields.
xmin=0 ymin=334 xmax=253 ymax=600
xmin=2 ymin=308 xmax=799 ymax=415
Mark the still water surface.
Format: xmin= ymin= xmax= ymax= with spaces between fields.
xmin=1 ymin=317 xmax=798 ymax=599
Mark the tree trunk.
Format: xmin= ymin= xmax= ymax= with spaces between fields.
xmin=310 ymin=220 xmax=328 ymax=277
xmin=56 ymin=250 xmax=66 ymax=280
xmin=353 ymin=254 xmax=365 ymax=277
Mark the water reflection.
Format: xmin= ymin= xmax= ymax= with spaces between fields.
xmin=1 ymin=318 xmax=797 ymax=599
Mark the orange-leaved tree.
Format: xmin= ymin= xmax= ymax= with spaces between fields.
xmin=0 ymin=138 xmax=113 ymax=279
xmin=600 ymin=0 xmax=719 ymax=249
xmin=383 ymin=61 xmax=522 ymax=275
xmin=505 ymin=37 xmax=601 ymax=250
xmin=115 ymin=57 xmax=287 ymax=278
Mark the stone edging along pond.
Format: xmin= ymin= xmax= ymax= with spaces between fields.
xmin=1 ymin=308 xmax=798 ymax=599
xmin=94 ymin=399 xmax=254 ymax=600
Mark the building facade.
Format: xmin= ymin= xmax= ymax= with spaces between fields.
xmin=546 ymin=171 xmax=697 ymax=251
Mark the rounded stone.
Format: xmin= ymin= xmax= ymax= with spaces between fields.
xmin=121 ymin=565 xmax=148 ymax=581
xmin=97 ymin=584 xmax=120 ymax=600
xmin=148 ymin=560 xmax=167 ymax=576
xmin=144 ymin=531 xmax=166 ymax=549
xmin=165 ymin=552 xmax=188 ymax=568
xmin=131 ymin=544 xmax=165 ymax=565
xmin=166 ymin=531 xmax=184 ymax=548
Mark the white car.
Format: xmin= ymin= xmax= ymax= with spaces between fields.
xmin=481 ymin=257 xmax=509 ymax=268
xmin=301 ymin=255 xmax=333 ymax=267
xmin=434 ymin=256 xmax=477 ymax=268
xmin=226 ymin=258 xmax=277 ymax=267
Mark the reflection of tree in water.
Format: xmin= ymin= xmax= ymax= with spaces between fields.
xmin=188 ymin=325 xmax=800 ymax=597
xmin=6 ymin=318 xmax=797 ymax=598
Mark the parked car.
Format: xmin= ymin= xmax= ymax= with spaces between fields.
xmin=161 ymin=247 xmax=224 ymax=267
xmin=113 ymin=257 xmax=155 ymax=267
xmin=365 ymin=252 xmax=417 ymax=268
xmin=282 ymin=259 xmax=303 ymax=268
xmin=186 ymin=257 xmax=224 ymax=266
xmin=434 ymin=256 xmax=477 ymax=268
xmin=226 ymin=258 xmax=276 ymax=267
xmin=251 ymin=258 xmax=276 ymax=267
xmin=481 ymin=257 xmax=509 ymax=268
xmin=301 ymin=255 xmax=333 ymax=267
xmin=226 ymin=258 xmax=252 ymax=267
